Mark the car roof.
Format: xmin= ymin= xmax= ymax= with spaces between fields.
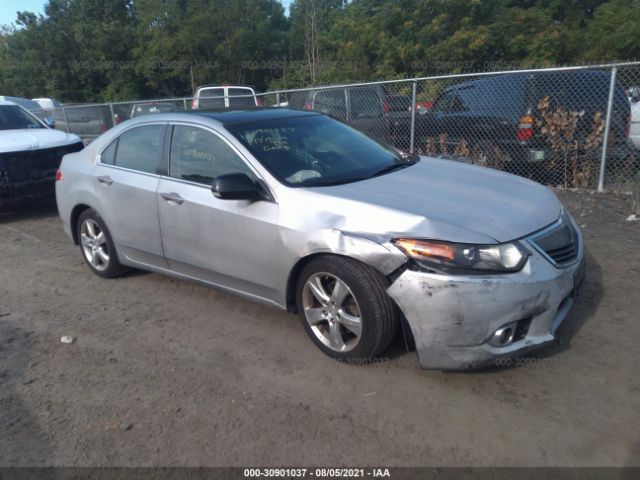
xmin=197 ymin=84 xmax=255 ymax=89
xmin=443 ymin=69 xmax=609 ymax=93
xmin=189 ymin=107 xmax=319 ymax=126
xmin=0 ymin=96 xmax=42 ymax=110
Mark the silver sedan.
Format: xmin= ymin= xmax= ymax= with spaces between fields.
xmin=55 ymin=109 xmax=585 ymax=370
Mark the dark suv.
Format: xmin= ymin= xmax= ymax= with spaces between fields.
xmin=288 ymin=85 xmax=394 ymax=145
xmin=418 ymin=70 xmax=633 ymax=183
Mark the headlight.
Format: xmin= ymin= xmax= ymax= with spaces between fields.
xmin=392 ymin=238 xmax=529 ymax=273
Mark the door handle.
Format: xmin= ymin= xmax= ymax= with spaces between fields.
xmin=160 ymin=192 xmax=184 ymax=205
xmin=96 ymin=175 xmax=113 ymax=186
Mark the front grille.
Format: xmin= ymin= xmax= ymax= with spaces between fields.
xmin=0 ymin=141 xmax=84 ymax=182
xmin=531 ymin=215 xmax=579 ymax=268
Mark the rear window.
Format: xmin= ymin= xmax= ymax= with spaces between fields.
xmin=197 ymin=88 xmax=225 ymax=109
xmin=313 ymin=89 xmax=346 ymax=121
xmin=109 ymin=125 xmax=164 ymax=174
xmin=198 ymin=88 xmax=224 ymax=98
xmin=228 ymin=88 xmax=256 ymax=108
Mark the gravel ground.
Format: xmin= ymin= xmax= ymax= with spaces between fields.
xmin=0 ymin=190 xmax=639 ymax=467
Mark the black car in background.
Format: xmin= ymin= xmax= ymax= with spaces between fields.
xmin=418 ymin=69 xmax=633 ymax=183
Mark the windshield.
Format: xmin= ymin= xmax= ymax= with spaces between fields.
xmin=0 ymin=105 xmax=44 ymax=130
xmin=226 ymin=114 xmax=417 ymax=187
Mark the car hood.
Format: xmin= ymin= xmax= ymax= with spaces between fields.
xmin=0 ymin=129 xmax=81 ymax=153
xmin=300 ymin=157 xmax=562 ymax=244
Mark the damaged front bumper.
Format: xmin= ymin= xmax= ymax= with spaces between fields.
xmin=387 ymin=246 xmax=585 ymax=370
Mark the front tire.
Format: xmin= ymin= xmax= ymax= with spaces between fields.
xmin=296 ymin=256 xmax=398 ymax=362
xmin=77 ymin=209 xmax=128 ymax=278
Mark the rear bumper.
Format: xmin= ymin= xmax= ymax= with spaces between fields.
xmin=386 ymin=233 xmax=584 ymax=370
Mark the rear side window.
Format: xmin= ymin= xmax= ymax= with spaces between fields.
xmin=228 ymin=88 xmax=256 ymax=108
xmin=101 ymin=140 xmax=117 ymax=165
xmin=111 ymin=125 xmax=164 ymax=174
xmin=314 ymin=89 xmax=346 ymax=120
xmin=348 ymin=87 xmax=383 ymax=118
xmin=169 ymin=125 xmax=253 ymax=184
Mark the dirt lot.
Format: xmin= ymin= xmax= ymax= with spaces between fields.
xmin=0 ymin=190 xmax=639 ymax=467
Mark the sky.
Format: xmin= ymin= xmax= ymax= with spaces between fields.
xmin=0 ymin=0 xmax=46 ymax=25
xmin=0 ymin=0 xmax=293 ymax=26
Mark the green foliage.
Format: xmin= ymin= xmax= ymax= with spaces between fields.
xmin=0 ymin=0 xmax=635 ymax=102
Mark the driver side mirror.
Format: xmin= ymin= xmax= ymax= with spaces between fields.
xmin=44 ymin=116 xmax=56 ymax=129
xmin=212 ymin=173 xmax=259 ymax=200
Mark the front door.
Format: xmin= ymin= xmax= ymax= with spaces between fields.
xmin=157 ymin=124 xmax=280 ymax=303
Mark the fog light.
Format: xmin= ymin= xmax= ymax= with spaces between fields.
xmin=489 ymin=323 xmax=516 ymax=347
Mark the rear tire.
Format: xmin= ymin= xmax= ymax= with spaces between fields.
xmin=77 ymin=209 xmax=128 ymax=278
xmin=296 ymin=256 xmax=398 ymax=362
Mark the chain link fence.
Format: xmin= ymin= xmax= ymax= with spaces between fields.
xmin=50 ymin=62 xmax=640 ymax=191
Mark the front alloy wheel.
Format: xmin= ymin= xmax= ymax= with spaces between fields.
xmin=302 ymin=272 xmax=363 ymax=352
xmin=296 ymin=256 xmax=398 ymax=362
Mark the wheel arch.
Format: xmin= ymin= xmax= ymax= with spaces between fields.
xmin=70 ymin=204 xmax=93 ymax=245
xmin=285 ymin=251 xmax=398 ymax=313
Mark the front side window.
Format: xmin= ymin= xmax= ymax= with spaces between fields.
xmin=227 ymin=114 xmax=416 ymax=187
xmin=110 ymin=125 xmax=164 ymax=174
xmin=0 ymin=105 xmax=44 ymax=130
xmin=169 ymin=125 xmax=253 ymax=185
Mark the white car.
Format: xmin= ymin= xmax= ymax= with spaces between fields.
xmin=0 ymin=101 xmax=83 ymax=208
xmin=33 ymin=97 xmax=63 ymax=111
xmin=0 ymin=96 xmax=47 ymax=120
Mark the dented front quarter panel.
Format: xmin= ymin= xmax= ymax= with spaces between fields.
xmin=272 ymin=185 xmax=504 ymax=307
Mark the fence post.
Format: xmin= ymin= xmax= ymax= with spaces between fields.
xmin=276 ymin=92 xmax=280 ymax=106
xmin=183 ymin=98 xmax=188 ymax=110
xmin=410 ymin=80 xmax=417 ymax=153
xmin=108 ymin=103 xmax=116 ymax=128
xmin=62 ymin=107 xmax=70 ymax=133
xmin=598 ymin=66 xmax=618 ymax=192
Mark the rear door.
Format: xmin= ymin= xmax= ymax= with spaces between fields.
xmin=93 ymin=123 xmax=168 ymax=267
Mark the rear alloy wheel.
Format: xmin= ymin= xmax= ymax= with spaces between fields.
xmin=296 ymin=256 xmax=398 ymax=362
xmin=77 ymin=209 xmax=127 ymax=278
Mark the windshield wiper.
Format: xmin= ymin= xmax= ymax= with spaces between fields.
xmin=370 ymin=159 xmax=417 ymax=178
xmin=305 ymin=176 xmax=367 ymax=187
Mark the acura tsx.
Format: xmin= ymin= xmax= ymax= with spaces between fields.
xmin=55 ymin=108 xmax=584 ymax=369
